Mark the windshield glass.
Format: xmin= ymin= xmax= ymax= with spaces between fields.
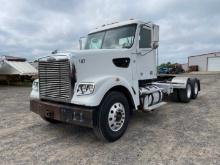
xmin=85 ymin=24 xmax=136 ymax=49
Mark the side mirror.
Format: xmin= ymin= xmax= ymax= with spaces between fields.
xmin=152 ymin=42 xmax=159 ymax=49
xmin=79 ymin=39 xmax=82 ymax=50
xmin=79 ymin=36 xmax=86 ymax=50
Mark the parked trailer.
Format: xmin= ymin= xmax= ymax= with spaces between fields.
xmin=30 ymin=20 xmax=200 ymax=142
xmin=0 ymin=56 xmax=37 ymax=83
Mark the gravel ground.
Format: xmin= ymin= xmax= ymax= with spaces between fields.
xmin=0 ymin=74 xmax=220 ymax=165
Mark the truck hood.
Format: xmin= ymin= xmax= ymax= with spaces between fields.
xmin=39 ymin=48 xmax=133 ymax=83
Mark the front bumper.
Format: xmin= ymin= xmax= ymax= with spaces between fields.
xmin=30 ymin=99 xmax=96 ymax=128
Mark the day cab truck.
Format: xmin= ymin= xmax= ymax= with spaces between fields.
xmin=30 ymin=20 xmax=200 ymax=142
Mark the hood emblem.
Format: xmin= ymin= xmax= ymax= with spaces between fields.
xmin=47 ymin=56 xmax=56 ymax=62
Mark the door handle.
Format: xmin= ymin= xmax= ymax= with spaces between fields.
xmin=136 ymin=52 xmax=142 ymax=55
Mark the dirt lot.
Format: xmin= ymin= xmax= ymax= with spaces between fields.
xmin=0 ymin=74 xmax=220 ymax=165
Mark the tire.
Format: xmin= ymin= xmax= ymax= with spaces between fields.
xmin=93 ymin=91 xmax=130 ymax=142
xmin=179 ymin=79 xmax=192 ymax=103
xmin=191 ymin=78 xmax=199 ymax=99
xmin=41 ymin=117 xmax=60 ymax=124
xmin=171 ymin=89 xmax=180 ymax=102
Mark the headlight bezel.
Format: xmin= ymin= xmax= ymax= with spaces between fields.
xmin=76 ymin=83 xmax=95 ymax=96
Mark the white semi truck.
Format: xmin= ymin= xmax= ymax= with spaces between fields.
xmin=30 ymin=20 xmax=200 ymax=142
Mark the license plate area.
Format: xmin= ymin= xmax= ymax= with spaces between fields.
xmin=60 ymin=108 xmax=84 ymax=123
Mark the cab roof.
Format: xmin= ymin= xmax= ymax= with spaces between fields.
xmin=89 ymin=19 xmax=154 ymax=34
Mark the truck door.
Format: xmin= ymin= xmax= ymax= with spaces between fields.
xmin=136 ymin=25 xmax=157 ymax=80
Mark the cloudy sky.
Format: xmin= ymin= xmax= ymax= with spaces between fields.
xmin=0 ymin=0 xmax=220 ymax=63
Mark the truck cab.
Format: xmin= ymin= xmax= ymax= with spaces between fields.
xmin=30 ymin=20 xmax=200 ymax=142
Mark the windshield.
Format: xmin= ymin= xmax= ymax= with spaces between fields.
xmin=85 ymin=24 xmax=137 ymax=49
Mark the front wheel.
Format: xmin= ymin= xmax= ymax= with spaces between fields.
xmin=93 ymin=91 xmax=130 ymax=142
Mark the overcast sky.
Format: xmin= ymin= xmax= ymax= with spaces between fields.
xmin=0 ymin=0 xmax=220 ymax=63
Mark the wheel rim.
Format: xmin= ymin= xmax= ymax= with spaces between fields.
xmin=108 ymin=102 xmax=125 ymax=132
xmin=194 ymin=82 xmax=198 ymax=95
xmin=187 ymin=84 xmax=191 ymax=98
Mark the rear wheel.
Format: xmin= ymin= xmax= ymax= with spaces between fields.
xmin=171 ymin=89 xmax=180 ymax=102
xmin=179 ymin=79 xmax=192 ymax=103
xmin=191 ymin=79 xmax=199 ymax=99
xmin=93 ymin=91 xmax=130 ymax=142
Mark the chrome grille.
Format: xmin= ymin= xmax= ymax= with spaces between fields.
xmin=39 ymin=59 xmax=72 ymax=102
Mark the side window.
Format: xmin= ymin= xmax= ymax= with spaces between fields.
xmin=85 ymin=32 xmax=105 ymax=49
xmin=118 ymin=36 xmax=134 ymax=48
xmin=139 ymin=27 xmax=151 ymax=48
xmin=89 ymin=38 xmax=102 ymax=49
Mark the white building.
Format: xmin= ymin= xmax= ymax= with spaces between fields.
xmin=188 ymin=52 xmax=220 ymax=71
xmin=181 ymin=63 xmax=189 ymax=72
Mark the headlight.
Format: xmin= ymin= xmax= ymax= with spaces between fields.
xmin=32 ymin=79 xmax=39 ymax=91
xmin=77 ymin=83 xmax=95 ymax=96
